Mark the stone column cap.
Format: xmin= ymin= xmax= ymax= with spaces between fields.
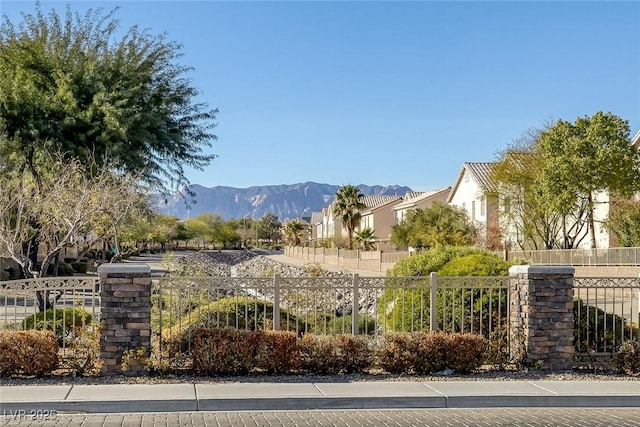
xmin=97 ymin=263 xmax=151 ymax=274
xmin=509 ymin=265 xmax=575 ymax=275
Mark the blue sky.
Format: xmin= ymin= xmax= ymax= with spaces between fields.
xmin=3 ymin=1 xmax=640 ymax=191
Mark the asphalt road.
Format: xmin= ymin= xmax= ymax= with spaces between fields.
xmin=2 ymin=408 xmax=640 ymax=427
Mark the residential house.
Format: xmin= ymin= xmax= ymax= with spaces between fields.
xmin=393 ymin=187 xmax=452 ymax=224
xmin=310 ymin=211 xmax=323 ymax=242
xmin=358 ymin=195 xmax=403 ymax=249
xmin=447 ymin=162 xmax=500 ymax=248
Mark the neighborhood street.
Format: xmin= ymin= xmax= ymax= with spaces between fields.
xmin=3 ymin=408 xmax=640 ymax=427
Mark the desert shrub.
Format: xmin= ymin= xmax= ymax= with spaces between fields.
xmin=192 ymin=328 xmax=260 ymax=375
xmin=304 ymin=263 xmax=325 ymax=277
xmin=414 ymin=332 xmax=449 ymax=374
xmin=446 ymin=333 xmax=486 ymax=373
xmin=381 ymin=248 xmax=509 ymax=334
xmin=484 ymin=324 xmax=511 ymax=370
xmin=161 ymin=298 xmax=303 ymax=356
xmin=616 ymin=341 xmax=640 ymax=374
xmin=438 ymin=253 xmax=511 ymax=276
xmin=299 ymin=334 xmax=342 ymax=374
xmin=574 ymin=298 xmax=638 ymax=353
xmin=386 ymin=246 xmax=482 ymax=277
xmin=317 ymin=314 xmax=377 ymax=335
xmin=23 ymin=308 xmax=93 ymax=345
xmin=70 ymin=261 xmax=88 ymax=274
xmin=379 ymin=332 xmax=486 ymax=374
xmin=62 ymin=324 xmax=103 ymax=376
xmin=378 ymin=332 xmax=421 ymax=374
xmin=335 ymin=334 xmax=374 ymax=374
xmin=0 ymin=330 xmax=59 ymax=377
xmin=38 ymin=261 xmax=75 ymax=276
xmin=255 ymin=330 xmax=301 ymax=374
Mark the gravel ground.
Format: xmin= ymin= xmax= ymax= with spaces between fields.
xmin=3 ymin=366 xmax=637 ymax=387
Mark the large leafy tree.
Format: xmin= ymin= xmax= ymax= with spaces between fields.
xmin=605 ymin=199 xmax=640 ymax=247
xmin=0 ymin=4 xmax=217 ymax=269
xmin=390 ymin=202 xmax=477 ymax=250
xmin=333 ymin=185 xmax=367 ymax=250
xmin=0 ymin=153 xmax=141 ymax=285
xmin=257 ymin=213 xmax=282 ymax=247
xmin=492 ymin=130 xmax=567 ymax=250
xmin=0 ymin=4 xmax=217 ymax=192
xmin=537 ymin=112 xmax=640 ymax=248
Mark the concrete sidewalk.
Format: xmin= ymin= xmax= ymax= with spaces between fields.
xmin=1 ymin=381 xmax=639 ymax=413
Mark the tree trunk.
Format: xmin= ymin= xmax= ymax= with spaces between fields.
xmin=587 ymin=192 xmax=597 ymax=249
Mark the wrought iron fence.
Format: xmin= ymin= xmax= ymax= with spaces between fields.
xmin=507 ymin=247 xmax=640 ymax=266
xmin=152 ymin=274 xmax=511 ymax=363
xmin=573 ymin=277 xmax=640 ymax=353
xmin=0 ymin=277 xmax=100 ymax=355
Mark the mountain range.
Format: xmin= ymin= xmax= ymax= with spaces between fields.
xmin=159 ymin=182 xmax=413 ymax=221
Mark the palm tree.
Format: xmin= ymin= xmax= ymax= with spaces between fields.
xmin=284 ymin=220 xmax=304 ymax=246
xmin=355 ymin=228 xmax=377 ymax=251
xmin=333 ymin=185 xmax=367 ymax=250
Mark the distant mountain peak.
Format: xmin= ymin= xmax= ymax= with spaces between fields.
xmin=160 ymin=182 xmax=413 ymax=220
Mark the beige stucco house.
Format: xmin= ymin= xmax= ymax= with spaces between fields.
xmin=358 ymin=195 xmax=403 ymax=248
xmin=393 ymin=187 xmax=452 ymax=224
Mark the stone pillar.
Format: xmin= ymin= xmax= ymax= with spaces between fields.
xmin=98 ymin=264 xmax=151 ymax=376
xmin=509 ymin=265 xmax=575 ymax=372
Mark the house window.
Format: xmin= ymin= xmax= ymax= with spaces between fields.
xmin=464 ymin=171 xmax=469 ymax=182
xmin=471 ymin=200 xmax=476 ymax=221
xmin=480 ymin=196 xmax=485 ymax=216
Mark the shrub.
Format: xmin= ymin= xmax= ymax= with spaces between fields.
xmin=255 ymin=330 xmax=301 ymax=374
xmin=192 ymin=328 xmax=259 ymax=375
xmin=438 ymin=253 xmax=511 ymax=276
xmin=70 ymin=261 xmax=88 ymax=274
xmin=23 ymin=308 xmax=93 ymax=345
xmin=299 ymin=334 xmax=342 ymax=374
xmin=381 ymin=247 xmax=510 ymax=333
xmin=446 ymin=333 xmax=486 ymax=373
xmin=378 ymin=332 xmax=421 ymax=374
xmin=0 ymin=330 xmax=59 ymax=377
xmin=62 ymin=324 xmax=103 ymax=376
xmin=414 ymin=332 xmax=449 ymax=374
xmin=616 ymin=341 xmax=640 ymax=374
xmin=39 ymin=261 xmax=75 ymax=276
xmin=162 ymin=298 xmax=303 ymax=355
xmin=317 ymin=314 xmax=377 ymax=335
xmin=379 ymin=332 xmax=486 ymax=375
xmin=335 ymin=334 xmax=374 ymax=374
xmin=574 ymin=298 xmax=638 ymax=353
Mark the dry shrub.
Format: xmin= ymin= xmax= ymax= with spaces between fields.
xmin=336 ymin=334 xmax=374 ymax=374
xmin=379 ymin=332 xmax=487 ymax=374
xmin=255 ymin=330 xmax=301 ymax=374
xmin=415 ymin=332 xmax=449 ymax=374
xmin=616 ymin=341 xmax=640 ymax=375
xmin=63 ymin=324 xmax=103 ymax=376
xmin=378 ymin=332 xmax=421 ymax=374
xmin=192 ymin=328 xmax=259 ymax=375
xmin=446 ymin=333 xmax=487 ymax=373
xmin=299 ymin=334 xmax=342 ymax=374
xmin=0 ymin=330 xmax=59 ymax=377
